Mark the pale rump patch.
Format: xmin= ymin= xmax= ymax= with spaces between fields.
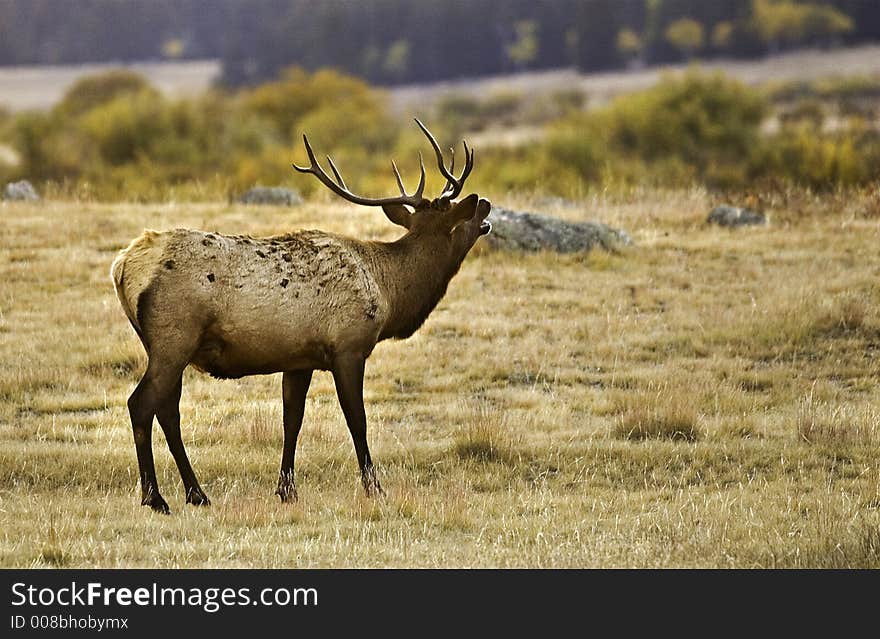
xmin=110 ymin=229 xmax=169 ymax=332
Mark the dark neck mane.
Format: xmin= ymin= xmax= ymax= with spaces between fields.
xmin=371 ymin=235 xmax=465 ymax=341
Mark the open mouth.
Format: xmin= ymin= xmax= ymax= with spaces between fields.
xmin=479 ymin=221 xmax=492 ymax=235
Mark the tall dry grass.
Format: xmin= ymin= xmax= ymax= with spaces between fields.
xmin=0 ymin=188 xmax=878 ymax=567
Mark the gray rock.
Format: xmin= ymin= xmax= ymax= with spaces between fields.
xmin=707 ymin=205 xmax=766 ymax=227
xmin=484 ymin=207 xmax=632 ymax=253
xmin=3 ymin=180 xmax=40 ymax=202
xmin=237 ymin=186 xmax=302 ymax=206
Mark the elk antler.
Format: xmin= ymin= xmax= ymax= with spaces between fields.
xmin=414 ymin=118 xmax=474 ymax=200
xmin=292 ymin=135 xmax=427 ymax=208
xmin=292 ymin=121 xmax=474 ymax=209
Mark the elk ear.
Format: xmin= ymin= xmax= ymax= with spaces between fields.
xmin=443 ymin=193 xmax=479 ymax=229
xmin=382 ymin=203 xmax=412 ymax=229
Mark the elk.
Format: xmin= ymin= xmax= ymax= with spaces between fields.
xmin=111 ymin=119 xmax=491 ymax=512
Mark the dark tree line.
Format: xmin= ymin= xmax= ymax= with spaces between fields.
xmin=0 ymin=0 xmax=877 ymax=86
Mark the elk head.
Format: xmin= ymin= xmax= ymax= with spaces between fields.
xmin=292 ymin=118 xmax=491 ymax=256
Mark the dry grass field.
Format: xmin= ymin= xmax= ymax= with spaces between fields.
xmin=1 ymin=189 xmax=879 ymax=567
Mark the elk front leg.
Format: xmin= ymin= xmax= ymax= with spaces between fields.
xmin=276 ymin=370 xmax=312 ymax=503
xmin=332 ymin=354 xmax=382 ymax=496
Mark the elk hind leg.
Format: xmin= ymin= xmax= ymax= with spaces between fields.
xmin=127 ymin=346 xmax=195 ymax=513
xmin=156 ymin=376 xmax=210 ymax=506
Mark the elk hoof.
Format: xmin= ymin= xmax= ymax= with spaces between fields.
xmin=275 ymin=484 xmax=298 ymax=504
xmin=362 ymin=470 xmax=383 ymax=498
xmin=142 ymin=494 xmax=170 ymax=514
xmin=276 ymin=471 xmax=298 ymax=503
xmin=186 ymin=489 xmax=211 ymax=506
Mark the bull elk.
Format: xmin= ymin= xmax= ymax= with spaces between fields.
xmin=111 ymin=119 xmax=491 ymax=512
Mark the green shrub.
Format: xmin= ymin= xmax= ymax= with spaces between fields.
xmin=242 ymin=67 xmax=387 ymax=143
xmin=0 ymin=105 xmax=11 ymax=134
xmin=55 ymin=70 xmax=157 ymax=118
xmin=548 ymin=88 xmax=587 ymax=114
xmin=480 ymin=91 xmax=526 ymax=126
xmin=544 ymin=112 xmax=607 ymax=182
xmin=543 ymin=70 xmax=766 ymax=189
xmin=433 ymin=90 xmax=531 ymax=136
xmin=11 ymin=111 xmax=87 ymax=181
xmin=6 ymin=63 xmax=879 ymax=202
xmin=79 ymin=90 xmax=170 ymax=166
xmin=433 ymin=93 xmax=483 ymax=138
xmin=779 ymin=98 xmax=825 ymax=126
xmin=752 ymin=122 xmax=880 ymax=189
xmin=602 ymin=71 xmax=766 ymax=166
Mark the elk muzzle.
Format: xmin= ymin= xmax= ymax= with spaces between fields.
xmin=477 ymin=198 xmax=492 ymax=235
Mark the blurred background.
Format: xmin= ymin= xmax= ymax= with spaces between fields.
xmin=0 ymin=0 xmax=878 ymax=201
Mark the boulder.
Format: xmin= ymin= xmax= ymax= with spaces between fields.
xmin=707 ymin=205 xmax=766 ymax=227
xmin=484 ymin=207 xmax=632 ymax=253
xmin=236 ymin=186 xmax=302 ymax=206
xmin=3 ymin=180 xmax=40 ymax=202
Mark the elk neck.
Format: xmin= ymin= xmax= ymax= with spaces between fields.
xmin=367 ymin=231 xmax=467 ymax=341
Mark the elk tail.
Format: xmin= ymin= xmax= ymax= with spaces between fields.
xmin=111 ymin=249 xmax=141 ymax=335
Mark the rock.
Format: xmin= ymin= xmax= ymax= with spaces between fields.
xmin=484 ymin=207 xmax=632 ymax=253
xmin=707 ymin=205 xmax=766 ymax=227
xmin=3 ymin=180 xmax=40 ymax=202
xmin=236 ymin=186 xmax=302 ymax=206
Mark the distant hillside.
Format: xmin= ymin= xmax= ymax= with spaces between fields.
xmin=0 ymin=60 xmax=220 ymax=112
xmin=1 ymin=0 xmax=878 ymax=87
xmin=390 ymin=44 xmax=880 ymax=114
xmin=2 ymin=45 xmax=879 ymax=115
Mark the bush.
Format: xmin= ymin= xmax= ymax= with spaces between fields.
xmin=604 ymin=71 xmax=766 ymax=165
xmin=3 ymin=65 xmax=401 ymax=200
xmin=55 ymin=70 xmax=157 ymax=118
xmin=752 ymin=121 xmax=880 ymax=189
xmin=433 ymin=93 xmax=486 ymax=138
xmin=80 ymin=90 xmax=171 ymax=166
xmin=242 ymin=67 xmax=387 ymax=142
xmin=779 ymin=98 xmax=825 ymax=126
xmin=543 ymin=70 xmax=767 ymax=189
xmin=11 ymin=111 xmax=86 ymax=181
xmin=5 ymin=63 xmax=879 ymax=201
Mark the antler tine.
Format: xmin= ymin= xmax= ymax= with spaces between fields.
xmin=459 ymin=140 xmax=474 ymax=187
xmin=441 ymin=140 xmax=473 ymax=198
xmin=414 ymin=118 xmax=474 ymax=200
xmin=415 ymin=118 xmax=455 ymax=182
xmin=326 ymin=155 xmax=347 ymax=189
xmin=413 ymin=151 xmax=426 ymax=201
xmin=291 ymin=133 xmax=318 ymax=173
xmin=391 ymin=160 xmax=406 ymax=195
xmin=443 ymin=146 xmax=455 ymax=193
xmin=292 ymin=133 xmax=427 ymax=208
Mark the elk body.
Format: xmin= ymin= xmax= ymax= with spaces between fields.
xmin=111 ymin=120 xmax=491 ymax=512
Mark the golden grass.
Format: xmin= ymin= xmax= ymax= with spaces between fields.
xmin=0 ymin=189 xmax=879 ymax=567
